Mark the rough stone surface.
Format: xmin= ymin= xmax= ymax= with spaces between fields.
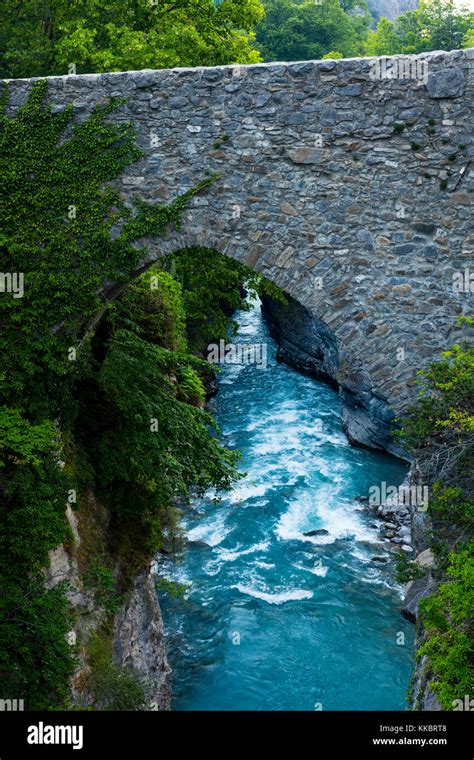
xmin=113 ymin=569 xmax=171 ymax=710
xmin=261 ymin=290 xmax=405 ymax=455
xmin=45 ymin=503 xmax=106 ymax=702
xmin=47 ymin=500 xmax=171 ymax=710
xmin=401 ymin=574 xmax=438 ymax=623
xmin=411 ymin=653 xmax=443 ymax=711
xmin=4 ymin=50 xmax=473 ymax=451
xmin=415 ymin=548 xmax=436 ymax=569
xmin=427 ymin=67 xmax=465 ymax=99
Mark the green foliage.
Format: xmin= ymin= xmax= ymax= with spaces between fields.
xmin=464 ymin=26 xmax=474 ymax=48
xmin=177 ymin=365 xmax=206 ymax=406
xmin=0 ymin=418 xmax=75 ymax=708
xmin=87 ymin=630 xmax=147 ymax=711
xmin=156 ymin=577 xmax=188 ymax=599
xmin=89 ymin=328 xmax=240 ymax=516
xmin=4 ymin=0 xmax=470 ymax=76
xmin=0 ymin=574 xmax=74 ymax=710
xmin=0 ymin=408 xmax=57 ymax=468
xmin=0 ymin=80 xmax=210 ymax=407
xmin=429 ymin=483 xmax=474 ymax=528
xmin=398 ymin=320 xmax=473 ymax=711
xmin=163 ymin=246 xmax=285 ymax=352
xmin=256 ymin=0 xmax=370 ymax=61
xmin=365 ymin=16 xmax=400 ymax=56
xmin=89 ymin=662 xmax=147 ymax=711
xmin=1 ymin=458 xmax=69 ymax=573
xmin=84 ymin=558 xmax=120 ymax=616
xmin=365 ymin=0 xmax=474 ymax=56
xmin=0 ymin=0 xmax=264 ymax=78
xmin=418 ymin=547 xmax=473 ymax=710
xmin=395 ymin=552 xmax=425 ymax=585
xmin=110 ymin=510 xmax=175 ymax=590
xmin=397 ymin=337 xmax=474 ymax=497
xmin=110 ymin=270 xmax=187 ymax=353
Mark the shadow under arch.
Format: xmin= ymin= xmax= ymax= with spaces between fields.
xmin=94 ymin=229 xmax=406 ymax=460
xmin=119 ymin=234 xmax=406 ymax=460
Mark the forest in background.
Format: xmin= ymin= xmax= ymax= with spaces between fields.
xmin=0 ymin=0 xmax=474 ymax=80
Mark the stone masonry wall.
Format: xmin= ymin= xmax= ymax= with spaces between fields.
xmin=4 ymin=49 xmax=473 ymax=450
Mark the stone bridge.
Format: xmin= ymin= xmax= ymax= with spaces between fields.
xmin=5 ymin=49 xmax=473 ymax=454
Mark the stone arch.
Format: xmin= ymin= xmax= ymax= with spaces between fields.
xmin=4 ymin=49 xmax=473 ymax=453
xmin=136 ymin=228 xmax=399 ymax=455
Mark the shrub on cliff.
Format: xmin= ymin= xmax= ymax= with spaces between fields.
xmin=398 ymin=318 xmax=473 ymax=711
xmin=418 ymin=547 xmax=473 ymax=710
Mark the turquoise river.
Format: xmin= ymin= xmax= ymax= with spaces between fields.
xmin=158 ymin=297 xmax=415 ymax=710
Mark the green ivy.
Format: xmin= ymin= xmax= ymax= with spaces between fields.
xmin=0 ymin=79 xmax=216 ymax=709
xmin=398 ymin=326 xmax=473 ymax=710
xmin=0 ymin=79 xmax=215 ymax=408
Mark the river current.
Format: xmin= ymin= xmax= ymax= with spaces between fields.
xmin=158 ymin=297 xmax=414 ymax=710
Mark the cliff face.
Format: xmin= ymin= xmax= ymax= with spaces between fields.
xmin=45 ymin=503 xmax=107 ymax=701
xmin=112 ymin=570 xmax=172 ymax=710
xmin=260 ymin=292 xmax=406 ymax=457
xmin=367 ymin=0 xmax=419 ymax=21
xmin=401 ymin=470 xmax=443 ymax=711
xmin=46 ymin=497 xmax=171 ymax=710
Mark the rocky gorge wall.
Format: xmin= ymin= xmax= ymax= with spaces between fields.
xmin=45 ymin=496 xmax=171 ymax=710
xmin=4 ymin=49 xmax=473 ymax=452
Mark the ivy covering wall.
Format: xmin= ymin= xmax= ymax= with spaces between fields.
xmin=0 ymin=81 xmax=258 ymax=708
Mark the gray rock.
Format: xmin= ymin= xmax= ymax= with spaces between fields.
xmin=427 ymin=67 xmax=465 ymax=99
xmin=395 ymin=243 xmax=416 ymax=255
xmin=401 ymin=574 xmax=437 ymax=623
xmin=340 ymin=83 xmax=363 ymax=97
xmin=113 ymin=570 xmax=171 ymax=710
xmin=287 ymin=147 xmax=321 ymax=164
xmin=415 ymin=548 xmax=436 ymax=569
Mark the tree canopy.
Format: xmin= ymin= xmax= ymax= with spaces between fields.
xmin=365 ymin=0 xmax=474 ymax=56
xmin=0 ymin=0 xmax=264 ymax=78
xmin=256 ymin=0 xmax=371 ymax=61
